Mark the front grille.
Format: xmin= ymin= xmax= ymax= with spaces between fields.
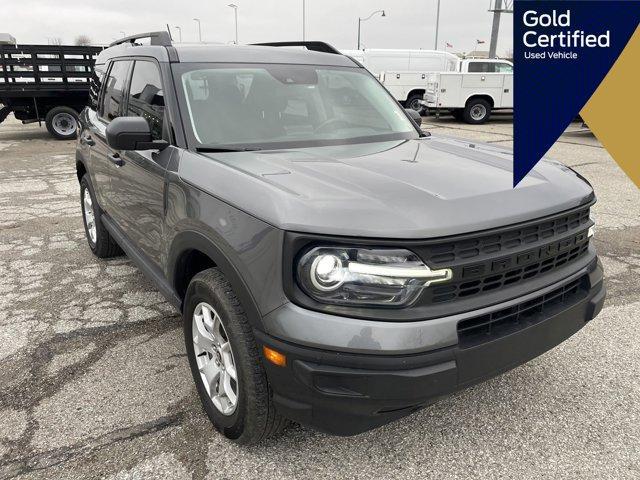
xmin=416 ymin=204 xmax=593 ymax=305
xmin=422 ymin=206 xmax=591 ymax=266
xmin=457 ymin=275 xmax=590 ymax=348
xmin=429 ymin=235 xmax=590 ymax=303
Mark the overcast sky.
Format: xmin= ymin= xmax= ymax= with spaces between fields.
xmin=2 ymin=0 xmax=513 ymax=55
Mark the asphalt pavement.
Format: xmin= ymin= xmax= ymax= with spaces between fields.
xmin=0 ymin=113 xmax=638 ymax=479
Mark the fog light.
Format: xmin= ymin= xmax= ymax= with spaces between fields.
xmin=263 ymin=346 xmax=287 ymax=367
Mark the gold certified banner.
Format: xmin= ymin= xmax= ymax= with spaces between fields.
xmin=581 ymin=26 xmax=640 ymax=188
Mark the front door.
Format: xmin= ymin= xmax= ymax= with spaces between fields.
xmin=108 ymin=59 xmax=169 ymax=267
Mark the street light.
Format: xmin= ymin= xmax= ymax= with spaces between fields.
xmin=193 ymin=18 xmax=202 ymax=43
xmin=174 ymin=26 xmax=182 ymax=43
xmin=434 ymin=0 xmax=441 ymax=50
xmin=228 ymin=4 xmax=238 ymax=45
xmin=357 ymin=10 xmax=385 ymax=50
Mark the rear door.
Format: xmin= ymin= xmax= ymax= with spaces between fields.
xmin=108 ymin=59 xmax=170 ymax=266
xmin=90 ymin=59 xmax=133 ymax=215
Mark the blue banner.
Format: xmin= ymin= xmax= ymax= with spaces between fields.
xmin=514 ymin=0 xmax=640 ymax=186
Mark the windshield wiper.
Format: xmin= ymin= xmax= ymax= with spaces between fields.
xmin=196 ymin=146 xmax=262 ymax=153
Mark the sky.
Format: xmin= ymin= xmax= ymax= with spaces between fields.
xmin=1 ymin=0 xmax=514 ymax=56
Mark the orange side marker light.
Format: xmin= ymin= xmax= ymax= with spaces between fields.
xmin=263 ymin=346 xmax=287 ymax=367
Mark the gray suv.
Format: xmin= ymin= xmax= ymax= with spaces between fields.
xmin=76 ymin=32 xmax=605 ymax=444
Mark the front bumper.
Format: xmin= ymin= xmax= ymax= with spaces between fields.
xmin=256 ymin=259 xmax=605 ymax=436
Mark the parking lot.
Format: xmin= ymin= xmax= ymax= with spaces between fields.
xmin=0 ymin=113 xmax=638 ymax=479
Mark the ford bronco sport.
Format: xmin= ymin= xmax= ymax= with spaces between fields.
xmin=76 ymin=32 xmax=605 ymax=444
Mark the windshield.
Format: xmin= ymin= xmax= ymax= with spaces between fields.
xmin=175 ymin=63 xmax=419 ymax=150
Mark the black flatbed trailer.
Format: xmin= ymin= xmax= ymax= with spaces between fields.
xmin=0 ymin=43 xmax=102 ymax=139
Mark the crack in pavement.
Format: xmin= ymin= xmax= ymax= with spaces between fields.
xmin=0 ymin=413 xmax=185 ymax=480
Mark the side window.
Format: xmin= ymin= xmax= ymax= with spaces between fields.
xmin=127 ymin=61 xmax=165 ymax=140
xmin=100 ymin=60 xmax=132 ymax=121
xmin=495 ymin=63 xmax=513 ymax=73
xmin=88 ymin=65 xmax=105 ymax=111
xmin=468 ymin=62 xmax=495 ymax=73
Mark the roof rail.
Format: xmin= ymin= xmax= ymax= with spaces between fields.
xmin=250 ymin=41 xmax=341 ymax=55
xmin=109 ymin=31 xmax=172 ymax=48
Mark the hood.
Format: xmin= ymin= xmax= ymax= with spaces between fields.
xmin=179 ymin=137 xmax=593 ymax=238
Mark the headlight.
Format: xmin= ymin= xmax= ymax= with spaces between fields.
xmin=296 ymin=246 xmax=452 ymax=307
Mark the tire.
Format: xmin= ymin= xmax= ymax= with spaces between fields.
xmin=80 ymin=174 xmax=122 ymax=258
xmin=184 ymin=269 xmax=286 ymax=445
xmin=451 ymin=109 xmax=464 ymax=121
xmin=462 ymin=98 xmax=491 ymax=124
xmin=405 ymin=93 xmax=425 ymax=114
xmin=45 ymin=106 xmax=79 ymax=140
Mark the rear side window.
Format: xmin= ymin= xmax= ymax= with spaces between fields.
xmin=100 ymin=60 xmax=132 ymax=121
xmin=468 ymin=62 xmax=495 ymax=73
xmin=126 ymin=61 xmax=165 ymax=140
xmin=88 ymin=65 xmax=105 ymax=111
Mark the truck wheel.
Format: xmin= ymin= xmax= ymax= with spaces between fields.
xmin=463 ymin=99 xmax=491 ymax=124
xmin=405 ymin=94 xmax=425 ymax=114
xmin=45 ymin=106 xmax=79 ymax=140
xmin=184 ymin=268 xmax=287 ymax=445
xmin=80 ymin=174 xmax=123 ymax=258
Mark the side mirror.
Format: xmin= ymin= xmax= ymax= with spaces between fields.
xmin=105 ymin=117 xmax=168 ymax=151
xmin=405 ymin=108 xmax=423 ymax=126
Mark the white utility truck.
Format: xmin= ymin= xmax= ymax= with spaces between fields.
xmin=341 ymin=49 xmax=459 ymax=111
xmin=421 ymin=59 xmax=513 ymax=124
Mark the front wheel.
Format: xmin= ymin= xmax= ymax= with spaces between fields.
xmin=45 ymin=106 xmax=79 ymax=140
xmin=405 ymin=94 xmax=425 ymax=114
xmin=184 ymin=269 xmax=287 ymax=444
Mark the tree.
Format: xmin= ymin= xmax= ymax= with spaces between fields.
xmin=74 ymin=35 xmax=92 ymax=46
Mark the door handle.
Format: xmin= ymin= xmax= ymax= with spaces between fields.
xmin=108 ymin=153 xmax=124 ymax=167
xmin=81 ymin=135 xmax=95 ymax=146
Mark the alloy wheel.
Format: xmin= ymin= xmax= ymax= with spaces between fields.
xmin=192 ymin=302 xmax=239 ymax=416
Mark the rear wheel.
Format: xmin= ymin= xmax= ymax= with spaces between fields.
xmin=462 ymin=98 xmax=491 ymax=124
xmin=80 ymin=174 xmax=122 ymax=258
xmin=184 ymin=269 xmax=287 ymax=444
xmin=45 ymin=106 xmax=79 ymax=140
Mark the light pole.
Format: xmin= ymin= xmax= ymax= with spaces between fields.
xmin=228 ymin=4 xmax=238 ymax=44
xmin=434 ymin=0 xmax=441 ymax=50
xmin=193 ymin=18 xmax=202 ymax=43
xmin=302 ymin=0 xmax=306 ymax=41
xmin=357 ymin=10 xmax=385 ymax=50
xmin=174 ymin=26 xmax=182 ymax=43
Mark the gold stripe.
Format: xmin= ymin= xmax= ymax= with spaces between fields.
xmin=581 ymin=26 xmax=640 ymax=188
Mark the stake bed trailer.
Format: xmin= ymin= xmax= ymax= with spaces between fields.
xmin=0 ymin=43 xmax=102 ymax=139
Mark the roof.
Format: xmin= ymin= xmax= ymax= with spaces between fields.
xmin=96 ymin=42 xmax=358 ymax=67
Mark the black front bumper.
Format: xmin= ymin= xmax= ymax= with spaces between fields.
xmin=256 ymin=261 xmax=605 ymax=436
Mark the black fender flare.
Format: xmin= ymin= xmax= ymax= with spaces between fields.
xmin=167 ymin=230 xmax=264 ymax=329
